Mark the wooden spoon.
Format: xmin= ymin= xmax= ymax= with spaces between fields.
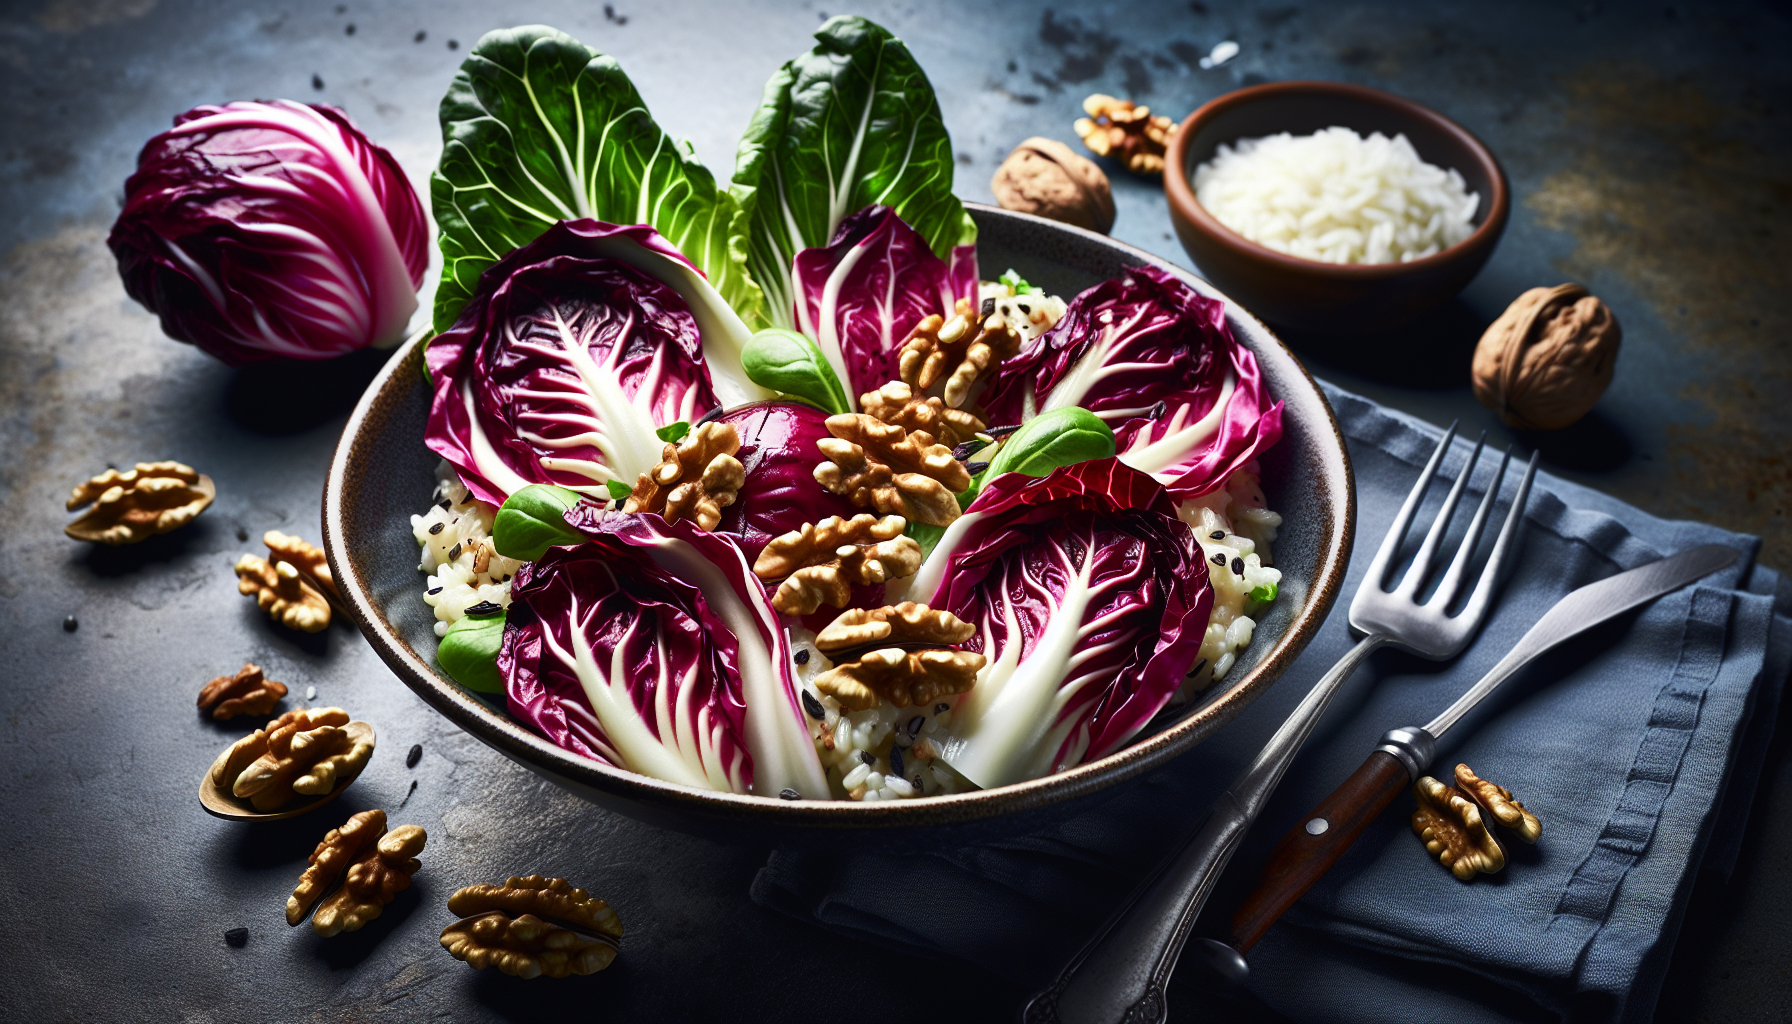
xmin=197 ymin=721 xmax=376 ymax=822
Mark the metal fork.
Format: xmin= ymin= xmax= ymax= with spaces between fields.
xmin=1022 ymin=425 xmax=1540 ymax=1024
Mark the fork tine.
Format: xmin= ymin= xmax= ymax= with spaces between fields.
xmin=1457 ymin=449 xmax=1541 ymax=625
xmin=1429 ymin=444 xmax=1514 ymax=610
xmin=1396 ymin=433 xmax=1486 ymax=598
xmin=1364 ymin=422 xmax=1458 ymax=592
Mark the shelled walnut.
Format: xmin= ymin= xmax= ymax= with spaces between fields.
xmin=312 ymin=824 xmax=426 ymax=937
xmin=991 ymin=136 xmax=1116 ymax=234
xmin=813 ymin=603 xmax=983 ymax=711
xmin=440 ymin=875 xmax=623 ymax=979
xmin=1455 ymin=764 xmax=1541 ymax=844
xmin=1074 ymin=94 xmax=1177 ymax=175
xmin=196 ymin=664 xmax=287 ymax=721
xmin=1411 ymin=775 xmax=1506 ymax=881
xmin=814 ymin=414 xmax=971 ymax=527
xmin=896 ymin=300 xmax=1022 ymax=410
xmin=860 ymin=381 xmax=987 ymax=447
xmin=288 ymin=809 xmax=385 ymax=925
xmin=752 ymin=514 xmax=923 ymax=616
xmin=235 ymin=553 xmax=332 ymax=632
xmin=623 ymin=421 xmax=745 ymax=531
xmin=209 ymin=706 xmax=375 ymax=812
xmin=64 ymin=461 xmax=215 ymax=544
xmin=1472 ymin=284 xmax=1621 ymax=430
xmin=264 ymin=530 xmax=344 ymax=611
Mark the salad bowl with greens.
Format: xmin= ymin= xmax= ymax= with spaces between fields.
xmin=322 ymin=17 xmax=1352 ymax=844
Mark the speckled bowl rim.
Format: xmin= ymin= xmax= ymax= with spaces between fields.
xmin=322 ymin=204 xmax=1354 ymax=831
xmin=1163 ymin=80 xmax=1512 ymax=279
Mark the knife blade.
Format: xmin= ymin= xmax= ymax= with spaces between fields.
xmin=1222 ymin=542 xmax=1738 ymax=960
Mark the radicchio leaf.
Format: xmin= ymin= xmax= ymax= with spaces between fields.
xmin=914 ymin=460 xmax=1209 ymax=789
xmin=109 ymin=100 xmax=427 ymax=366
xmin=980 ymin=265 xmax=1282 ymax=499
xmin=550 ymin=509 xmax=831 ymax=798
xmin=425 ymin=220 xmax=723 ymax=505
xmin=791 ymin=205 xmax=977 ymax=407
xmin=717 ymin=401 xmax=861 ymax=562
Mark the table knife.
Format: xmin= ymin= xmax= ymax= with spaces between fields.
xmin=1220 ymin=542 xmax=1739 ymax=964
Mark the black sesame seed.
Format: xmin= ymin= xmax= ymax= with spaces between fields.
xmin=1189 ymin=658 xmax=1208 ymax=677
xmin=794 ymin=648 xmax=811 ymax=666
xmin=224 ymin=927 xmax=248 ymax=948
xmin=951 ymin=440 xmax=987 ymax=461
xmin=1231 ymin=557 xmax=1245 ymax=576
xmin=447 ymin=542 xmax=462 ymax=561
xmin=1149 ymin=400 xmax=1168 ymax=419
xmin=935 ymin=703 xmax=949 ymax=713
xmin=859 ymin=750 xmax=875 ymax=766
xmin=802 ymin=691 xmax=826 ymax=720
xmin=437 ymin=497 xmax=452 ymax=510
xmin=311 ymin=73 xmax=324 ymax=90
xmin=414 ymin=29 xmax=426 ymax=42
xmin=966 ymin=461 xmax=990 ymax=474
xmin=235 ymin=527 xmax=249 ymax=542
xmin=779 ymin=788 xmax=801 ymax=800
xmin=502 ymin=574 xmax=511 ymax=582
xmin=427 ymin=587 xmax=442 ymax=595
xmin=398 ymin=779 xmax=417 ymax=808
xmin=428 ymin=522 xmax=445 ymax=535
xmin=1211 ymin=553 xmax=1227 ymax=566
xmin=980 ymin=297 xmax=996 ymax=318
xmin=62 ymin=615 xmax=78 ymax=633
xmin=465 ymin=601 xmax=503 ymax=617
xmin=907 ymin=716 xmax=925 ymax=737
xmin=1017 ymin=302 xmax=1032 ymax=315
xmin=890 ymin=745 xmax=905 ymax=779
xmin=1210 ymin=530 xmax=1226 ymax=540
xmin=447 ymin=38 xmax=458 ymax=49
xmin=406 ymin=744 xmax=422 ymax=768
xmin=983 ymin=423 xmax=1022 ymax=438
xmin=344 ymin=23 xmax=355 ymax=34
xmin=914 ymin=775 xmax=925 ymax=789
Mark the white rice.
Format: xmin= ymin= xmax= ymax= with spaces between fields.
xmin=411 ymin=462 xmax=522 ymax=637
xmin=1192 ymin=126 xmax=1479 ymax=265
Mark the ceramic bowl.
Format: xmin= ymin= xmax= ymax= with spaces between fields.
xmin=321 ymin=204 xmax=1354 ymax=849
xmin=1164 ymin=81 xmax=1510 ymax=334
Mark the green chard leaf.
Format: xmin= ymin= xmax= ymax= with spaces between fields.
xmin=438 ymin=609 xmax=507 ymax=693
xmin=740 ymin=328 xmax=852 ymax=414
xmin=492 ymin=484 xmax=589 ymax=561
xmin=430 ymin=25 xmax=765 ymax=331
xmin=730 ymin=15 xmax=977 ymax=330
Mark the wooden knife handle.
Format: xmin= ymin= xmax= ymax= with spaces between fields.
xmin=1229 ymin=750 xmax=1411 ymax=953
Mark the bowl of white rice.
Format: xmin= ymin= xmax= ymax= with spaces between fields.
xmin=1165 ymin=81 xmax=1508 ymax=333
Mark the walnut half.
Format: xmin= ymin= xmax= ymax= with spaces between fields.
xmin=1455 ymin=763 xmax=1541 ymax=844
xmin=813 ymin=603 xmax=983 ymax=711
xmin=814 ymin=415 xmax=970 ymax=528
xmin=896 ymin=300 xmax=1022 ymax=411
xmin=1411 ymin=775 xmax=1506 ymax=881
xmin=441 ymin=875 xmax=623 ymax=979
xmin=288 ymin=809 xmax=385 ymax=926
xmin=752 ymin=514 xmax=923 ymax=616
xmin=196 ymin=664 xmax=287 ymax=721
xmin=624 ymin=421 xmax=745 ymax=531
xmin=1074 ymin=94 xmax=1177 ymax=176
xmin=210 ymin=707 xmax=375 ymax=812
xmin=65 ymin=461 xmax=215 ymax=545
xmin=312 ymin=824 xmax=427 ymax=937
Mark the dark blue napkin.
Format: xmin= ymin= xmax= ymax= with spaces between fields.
xmin=752 ymin=383 xmax=1792 ymax=1022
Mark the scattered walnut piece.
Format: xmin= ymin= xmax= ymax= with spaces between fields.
xmin=64 ymin=461 xmax=215 ymax=545
xmin=288 ymin=809 xmax=386 ymax=926
xmin=235 ymin=553 xmax=332 ymax=632
xmin=1454 ymin=764 xmax=1541 ymax=844
xmin=991 ymin=136 xmax=1116 ymax=234
xmin=1074 ymin=94 xmax=1177 ymax=176
xmin=623 ymin=421 xmax=745 ymax=531
xmin=212 ymin=706 xmax=374 ymax=812
xmin=1411 ymin=775 xmax=1506 ymax=881
xmin=312 ymin=824 xmax=426 ymax=937
xmin=813 ymin=603 xmax=983 ymax=711
xmin=264 ymin=530 xmax=345 ymax=612
xmin=896 ymin=300 xmax=1023 ymax=410
xmin=753 ymin=515 xmax=923 ymax=616
xmin=1472 ymin=284 xmax=1621 ymax=430
xmin=814 ymin=415 xmax=970 ymax=527
xmin=196 ymin=663 xmax=288 ymax=721
xmin=861 ymin=380 xmax=987 ymax=447
xmin=441 ymin=875 xmax=623 ymax=979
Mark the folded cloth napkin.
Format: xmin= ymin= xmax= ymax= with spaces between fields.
xmin=753 ymin=383 xmax=1792 ymax=1023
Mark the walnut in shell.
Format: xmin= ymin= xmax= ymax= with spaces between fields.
xmin=752 ymin=514 xmax=923 ymax=616
xmin=1074 ymin=94 xmax=1177 ymax=175
xmin=1411 ymin=775 xmax=1506 ymax=881
xmin=64 ymin=461 xmax=215 ymax=545
xmin=991 ymin=136 xmax=1116 ymax=234
xmin=1454 ymin=764 xmax=1541 ymax=844
xmin=814 ymin=414 xmax=971 ymax=528
xmin=1472 ymin=284 xmax=1621 ymax=430
xmin=441 ymin=875 xmax=623 ymax=979
xmin=196 ymin=663 xmax=288 ymax=721
xmin=623 ymin=421 xmax=745 ymax=531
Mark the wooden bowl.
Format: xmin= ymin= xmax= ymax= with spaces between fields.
xmin=321 ymin=204 xmax=1354 ymax=849
xmin=1164 ymin=81 xmax=1510 ymax=334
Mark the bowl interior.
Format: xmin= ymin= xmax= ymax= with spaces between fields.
xmin=324 ymin=204 xmax=1353 ymax=847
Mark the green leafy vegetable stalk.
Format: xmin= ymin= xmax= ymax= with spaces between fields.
xmin=438 ymin=609 xmax=507 ymax=693
xmin=740 ymin=328 xmax=852 ymax=414
xmin=431 ymin=25 xmax=764 ymax=331
xmin=492 ymin=484 xmax=589 ymax=561
xmin=731 ymin=16 xmax=977 ymax=329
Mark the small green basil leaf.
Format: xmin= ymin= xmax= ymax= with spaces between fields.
xmin=998 ymin=268 xmax=1042 ymax=296
xmin=605 ymin=480 xmax=632 ymax=501
xmin=984 ymin=407 xmax=1116 ymax=480
xmin=656 ymin=421 xmax=692 ymax=444
xmin=492 ymin=484 xmax=588 ymax=561
xmin=741 ymin=328 xmax=852 ymax=415
xmin=439 ymin=610 xmax=506 ymax=693
xmin=1249 ymin=581 xmax=1278 ymax=604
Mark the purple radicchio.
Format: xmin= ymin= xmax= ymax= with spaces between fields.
xmin=980 ymin=265 xmax=1282 ymax=500
xmin=718 ymin=401 xmax=862 ymax=563
xmin=910 ymin=459 xmax=1210 ymax=789
xmin=503 ymin=508 xmax=830 ymax=797
xmin=108 ymin=100 xmax=427 ymax=366
xmin=790 ymin=205 xmax=977 ymax=407
xmin=425 ymin=220 xmax=726 ymax=506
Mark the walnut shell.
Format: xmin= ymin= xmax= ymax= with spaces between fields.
xmin=1472 ymin=284 xmax=1620 ymax=430
xmin=990 ymin=137 xmax=1115 ymax=234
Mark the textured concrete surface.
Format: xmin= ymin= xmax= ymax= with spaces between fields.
xmin=1 ymin=1 xmax=1787 ymax=1020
